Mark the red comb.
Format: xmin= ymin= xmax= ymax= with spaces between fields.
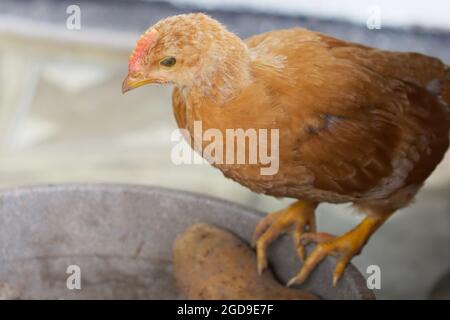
xmin=129 ymin=29 xmax=158 ymax=72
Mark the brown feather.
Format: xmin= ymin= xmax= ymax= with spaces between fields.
xmin=129 ymin=15 xmax=449 ymax=214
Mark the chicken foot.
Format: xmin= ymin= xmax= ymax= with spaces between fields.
xmin=287 ymin=213 xmax=392 ymax=287
xmin=253 ymin=200 xmax=317 ymax=275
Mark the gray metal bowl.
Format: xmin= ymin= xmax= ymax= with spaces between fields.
xmin=0 ymin=184 xmax=374 ymax=299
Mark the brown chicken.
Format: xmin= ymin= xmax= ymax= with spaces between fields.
xmin=122 ymin=13 xmax=450 ymax=286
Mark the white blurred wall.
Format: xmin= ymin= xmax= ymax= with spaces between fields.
xmin=166 ymin=0 xmax=450 ymax=30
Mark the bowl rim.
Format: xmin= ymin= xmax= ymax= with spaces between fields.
xmin=0 ymin=182 xmax=376 ymax=300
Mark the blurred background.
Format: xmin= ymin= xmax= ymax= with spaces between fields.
xmin=0 ymin=0 xmax=449 ymax=299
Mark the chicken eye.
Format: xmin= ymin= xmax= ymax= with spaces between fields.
xmin=160 ymin=57 xmax=176 ymax=67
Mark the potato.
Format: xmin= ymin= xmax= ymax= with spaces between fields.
xmin=172 ymin=223 xmax=319 ymax=300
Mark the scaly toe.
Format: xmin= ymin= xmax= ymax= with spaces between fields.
xmin=251 ymin=211 xmax=281 ymax=247
xmin=332 ymin=255 xmax=351 ymax=287
xmin=252 ymin=201 xmax=318 ymax=276
xmin=254 ymin=219 xmax=289 ymax=274
xmin=291 ymin=210 xmax=317 ymax=262
xmin=255 ymin=239 xmax=269 ymax=275
xmin=287 ymin=242 xmax=330 ymax=286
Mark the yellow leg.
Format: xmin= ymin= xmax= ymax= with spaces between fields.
xmin=253 ymin=200 xmax=317 ymax=275
xmin=287 ymin=213 xmax=392 ymax=287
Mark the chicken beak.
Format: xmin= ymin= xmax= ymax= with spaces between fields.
xmin=122 ymin=75 xmax=151 ymax=94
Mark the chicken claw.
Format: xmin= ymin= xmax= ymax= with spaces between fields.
xmin=287 ymin=213 xmax=391 ymax=287
xmin=253 ymin=200 xmax=317 ymax=275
